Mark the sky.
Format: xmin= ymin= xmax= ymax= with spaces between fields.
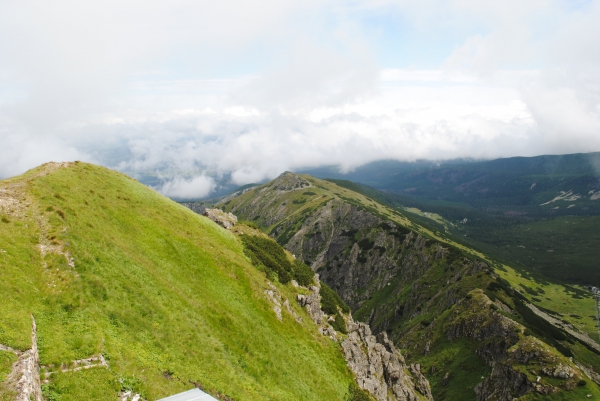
xmin=1 ymin=0 xmax=600 ymax=198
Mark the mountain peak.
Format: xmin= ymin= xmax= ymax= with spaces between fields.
xmin=269 ymin=171 xmax=311 ymax=191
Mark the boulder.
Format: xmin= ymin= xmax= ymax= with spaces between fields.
xmin=202 ymin=208 xmax=238 ymax=229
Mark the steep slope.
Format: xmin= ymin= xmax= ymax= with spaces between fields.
xmin=234 ymin=224 xmax=432 ymax=401
xmin=301 ymin=153 xmax=600 ymax=285
xmin=0 ymin=162 xmax=357 ymax=401
xmin=221 ymin=172 xmax=600 ymax=401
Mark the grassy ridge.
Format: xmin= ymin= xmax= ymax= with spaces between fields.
xmin=0 ymin=163 xmax=354 ymax=400
xmin=223 ymin=172 xmax=600 ymax=400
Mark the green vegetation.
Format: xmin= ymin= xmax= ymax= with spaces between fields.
xmin=240 ymin=234 xmax=315 ymax=286
xmin=238 ymin=220 xmax=260 ymax=230
xmin=0 ymin=163 xmax=354 ymax=400
xmin=0 ymin=351 xmax=16 ymax=382
xmin=468 ymin=215 xmax=600 ymax=283
xmin=345 ymin=382 xmax=375 ymax=401
xmin=320 ymin=282 xmax=350 ymax=335
xmin=331 ymin=313 xmax=348 ymax=335
xmin=497 ymin=264 xmax=599 ymax=344
xmin=320 ymin=283 xmax=350 ymax=315
xmin=419 ymin=339 xmax=490 ymax=401
xmin=241 ymin=234 xmax=293 ymax=283
xmin=293 ymin=259 xmax=315 ymax=287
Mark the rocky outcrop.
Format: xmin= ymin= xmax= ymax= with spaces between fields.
xmin=119 ymin=391 xmax=144 ymax=401
xmin=296 ymin=281 xmax=339 ymax=339
xmin=4 ymin=316 xmax=42 ymax=401
xmin=202 ymin=208 xmax=238 ymax=229
xmin=296 ymin=276 xmax=432 ymax=401
xmin=342 ymin=321 xmax=433 ymax=401
xmin=296 ymin=280 xmax=325 ymax=325
xmin=265 ymin=282 xmax=302 ymax=323
xmin=41 ymin=354 xmax=108 ymax=378
xmin=474 ymin=364 xmax=538 ymax=401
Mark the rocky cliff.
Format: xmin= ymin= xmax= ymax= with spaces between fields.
xmin=222 ymin=172 xmax=600 ymax=400
xmin=295 ymin=277 xmax=432 ymax=401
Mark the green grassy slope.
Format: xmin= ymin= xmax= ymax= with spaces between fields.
xmin=0 ymin=162 xmax=354 ymax=401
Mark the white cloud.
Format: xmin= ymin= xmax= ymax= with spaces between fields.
xmin=1 ymin=0 xmax=600 ymax=188
xmin=94 ymin=71 xmax=539 ymax=185
xmin=0 ymin=132 xmax=94 ymax=178
xmin=157 ymin=175 xmax=216 ymax=199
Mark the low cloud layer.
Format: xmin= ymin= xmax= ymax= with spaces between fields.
xmin=157 ymin=175 xmax=216 ymax=200
xmin=1 ymin=1 xmax=600 ymax=197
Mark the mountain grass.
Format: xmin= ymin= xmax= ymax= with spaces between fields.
xmin=0 ymin=163 xmax=355 ymax=400
xmin=0 ymin=351 xmax=16 ymax=382
xmin=497 ymin=264 xmax=598 ymax=343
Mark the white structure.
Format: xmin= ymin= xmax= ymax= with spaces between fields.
xmin=157 ymin=389 xmax=218 ymax=401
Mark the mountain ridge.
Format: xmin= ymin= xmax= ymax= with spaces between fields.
xmin=298 ymin=152 xmax=600 ymax=284
xmin=221 ymin=171 xmax=600 ymax=401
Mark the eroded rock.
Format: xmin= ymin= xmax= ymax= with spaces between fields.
xmin=296 ymin=284 xmax=325 ymax=325
xmin=4 ymin=316 xmax=42 ymax=401
xmin=342 ymin=321 xmax=433 ymax=401
xmin=265 ymin=282 xmax=302 ymax=323
xmin=202 ymin=208 xmax=238 ymax=229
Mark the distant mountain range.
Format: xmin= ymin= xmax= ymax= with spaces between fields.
xmin=299 ymin=152 xmax=600 ymax=284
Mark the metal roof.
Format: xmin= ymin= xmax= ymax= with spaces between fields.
xmin=156 ymin=388 xmax=218 ymax=401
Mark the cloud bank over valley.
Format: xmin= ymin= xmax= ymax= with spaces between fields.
xmin=1 ymin=0 xmax=600 ymax=198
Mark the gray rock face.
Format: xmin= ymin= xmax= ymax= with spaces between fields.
xmin=475 ymin=364 xmax=536 ymax=401
xmin=542 ymin=364 xmax=575 ymax=379
xmin=296 ymin=284 xmax=325 ymax=325
xmin=278 ymin=199 xmax=452 ymax=319
xmin=342 ymin=321 xmax=433 ymax=401
xmin=265 ymin=282 xmax=302 ymax=323
xmin=202 ymin=208 xmax=238 ymax=229
xmin=295 ymin=277 xmax=432 ymax=401
xmin=4 ymin=316 xmax=42 ymax=401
